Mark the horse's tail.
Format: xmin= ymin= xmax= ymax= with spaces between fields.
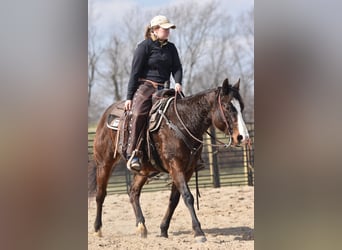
xmin=88 ymin=159 xmax=97 ymax=197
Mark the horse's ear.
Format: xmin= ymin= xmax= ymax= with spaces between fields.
xmin=222 ymin=78 xmax=229 ymax=94
xmin=233 ymin=78 xmax=240 ymax=90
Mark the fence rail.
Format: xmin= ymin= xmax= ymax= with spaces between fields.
xmin=88 ymin=123 xmax=254 ymax=194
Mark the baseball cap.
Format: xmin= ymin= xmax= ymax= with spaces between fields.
xmin=150 ymin=15 xmax=176 ymax=29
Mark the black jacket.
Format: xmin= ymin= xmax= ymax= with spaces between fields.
xmin=126 ymin=38 xmax=182 ymax=100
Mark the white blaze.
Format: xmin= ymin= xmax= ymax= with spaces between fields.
xmin=231 ymin=98 xmax=249 ymax=140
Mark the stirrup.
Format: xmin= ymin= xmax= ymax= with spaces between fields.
xmin=127 ymin=151 xmax=141 ymax=172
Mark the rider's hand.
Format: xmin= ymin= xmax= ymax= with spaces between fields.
xmin=125 ymin=100 xmax=132 ymax=111
xmin=175 ymin=83 xmax=182 ymax=93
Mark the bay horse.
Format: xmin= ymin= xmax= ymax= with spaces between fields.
xmin=89 ymin=78 xmax=249 ymax=242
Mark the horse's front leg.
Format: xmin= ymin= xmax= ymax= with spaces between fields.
xmin=160 ymin=183 xmax=181 ymax=238
xmin=172 ymin=172 xmax=207 ymax=243
xmin=129 ymin=173 xmax=148 ymax=238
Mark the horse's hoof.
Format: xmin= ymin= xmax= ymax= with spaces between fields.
xmin=195 ymin=235 xmax=207 ymax=243
xmin=159 ymin=231 xmax=168 ymax=238
xmin=94 ymin=230 xmax=102 ymax=237
xmin=136 ymin=222 xmax=147 ymax=238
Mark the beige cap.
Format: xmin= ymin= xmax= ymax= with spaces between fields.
xmin=150 ymin=15 xmax=176 ymax=29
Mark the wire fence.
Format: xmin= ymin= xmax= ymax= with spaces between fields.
xmin=88 ymin=123 xmax=254 ymax=194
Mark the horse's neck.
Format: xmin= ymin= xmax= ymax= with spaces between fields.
xmin=176 ymin=91 xmax=215 ymax=135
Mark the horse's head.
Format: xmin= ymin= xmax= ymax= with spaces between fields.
xmin=213 ymin=78 xmax=250 ymax=147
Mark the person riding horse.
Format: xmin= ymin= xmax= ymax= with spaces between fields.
xmin=90 ymin=77 xmax=250 ymax=242
xmin=124 ymin=15 xmax=182 ymax=171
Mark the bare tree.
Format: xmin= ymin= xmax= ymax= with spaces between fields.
xmin=102 ymin=35 xmax=130 ymax=102
xmin=88 ymin=1 xmax=254 ymax=123
xmin=88 ymin=1 xmax=103 ymax=107
xmin=121 ymin=7 xmax=149 ymax=50
xmin=168 ymin=0 xmax=220 ymax=94
xmin=172 ymin=1 xmax=254 ymax=120
xmin=197 ymin=13 xmax=235 ymax=90
xmin=99 ymin=7 xmax=151 ymax=104
xmin=231 ymin=7 xmax=254 ymax=121
xmin=88 ymin=32 xmax=102 ymax=107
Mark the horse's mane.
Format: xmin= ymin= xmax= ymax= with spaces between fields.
xmin=182 ymin=85 xmax=244 ymax=111
xmin=171 ymin=87 xmax=218 ymax=133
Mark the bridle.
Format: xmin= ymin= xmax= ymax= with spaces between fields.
xmin=217 ymin=88 xmax=234 ymax=138
xmin=173 ymin=88 xmax=233 ymax=148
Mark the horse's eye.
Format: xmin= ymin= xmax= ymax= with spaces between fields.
xmin=228 ymin=104 xmax=237 ymax=113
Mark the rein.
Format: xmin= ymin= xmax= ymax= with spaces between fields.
xmin=173 ymin=89 xmax=232 ymax=148
xmin=172 ymin=89 xmax=232 ymax=211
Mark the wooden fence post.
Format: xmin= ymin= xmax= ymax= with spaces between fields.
xmin=208 ymin=126 xmax=220 ymax=188
xmin=243 ymin=145 xmax=249 ymax=185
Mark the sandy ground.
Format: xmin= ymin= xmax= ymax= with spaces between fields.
xmin=88 ymin=186 xmax=254 ymax=250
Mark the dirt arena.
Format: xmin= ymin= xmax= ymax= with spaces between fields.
xmin=88 ymin=186 xmax=254 ymax=250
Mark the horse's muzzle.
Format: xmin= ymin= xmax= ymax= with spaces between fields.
xmin=234 ymin=135 xmax=250 ymax=147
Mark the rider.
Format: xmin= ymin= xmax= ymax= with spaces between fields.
xmin=124 ymin=15 xmax=182 ymax=171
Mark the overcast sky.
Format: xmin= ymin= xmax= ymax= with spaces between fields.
xmin=90 ymin=0 xmax=253 ymax=36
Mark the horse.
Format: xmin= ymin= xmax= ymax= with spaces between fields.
xmin=88 ymin=78 xmax=250 ymax=243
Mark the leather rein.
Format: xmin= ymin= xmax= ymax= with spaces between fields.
xmin=172 ymin=88 xmax=234 ymax=210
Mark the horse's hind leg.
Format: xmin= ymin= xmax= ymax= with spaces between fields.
xmin=160 ymin=183 xmax=181 ymax=238
xmin=129 ymin=173 xmax=148 ymax=238
xmin=93 ymin=156 xmax=117 ymax=237
xmin=93 ymin=128 xmax=119 ymax=236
